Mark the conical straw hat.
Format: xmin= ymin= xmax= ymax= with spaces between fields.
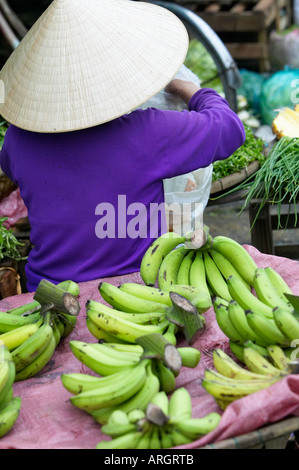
xmin=0 ymin=0 xmax=189 ymax=133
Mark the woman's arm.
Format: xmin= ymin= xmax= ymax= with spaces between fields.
xmin=165 ymin=79 xmax=201 ymax=106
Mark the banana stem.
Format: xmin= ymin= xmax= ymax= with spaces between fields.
xmin=33 ymin=280 xmax=80 ymax=316
xmin=136 ymin=333 xmax=182 ymax=375
xmin=145 ymin=403 xmax=169 ymax=427
xmin=185 ymin=224 xmax=210 ymax=250
xmin=167 ymin=292 xmax=206 ymax=345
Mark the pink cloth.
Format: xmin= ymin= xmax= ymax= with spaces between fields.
xmin=0 ymin=189 xmax=28 ymax=229
xmin=0 ymin=246 xmax=298 ymax=449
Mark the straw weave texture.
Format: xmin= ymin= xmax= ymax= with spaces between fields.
xmin=0 ymin=0 xmax=189 ymax=132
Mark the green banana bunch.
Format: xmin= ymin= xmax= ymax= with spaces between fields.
xmin=119 ymin=282 xmax=212 ymax=314
xmin=70 ymin=360 xmax=148 ymax=412
xmin=140 ymin=232 xmax=186 ymax=286
xmin=86 ymin=300 xmax=169 ymax=344
xmin=96 ymin=388 xmax=221 ymax=449
xmin=0 ymin=341 xmax=21 ymax=438
xmin=202 ymin=347 xmax=289 ymax=410
xmin=99 ymin=282 xmax=169 ymax=314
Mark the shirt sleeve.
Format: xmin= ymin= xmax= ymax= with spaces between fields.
xmin=0 ymin=127 xmax=16 ymax=184
xmin=161 ymin=88 xmax=246 ymax=179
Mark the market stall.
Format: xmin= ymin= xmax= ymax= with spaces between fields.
xmin=0 ymin=241 xmax=298 ymax=449
xmin=0 ymin=0 xmax=298 ymax=452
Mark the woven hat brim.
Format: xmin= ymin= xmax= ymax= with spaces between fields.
xmin=0 ymin=0 xmax=189 ymax=133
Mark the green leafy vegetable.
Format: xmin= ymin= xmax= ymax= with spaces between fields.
xmin=184 ymin=39 xmax=224 ymax=94
xmin=0 ymin=217 xmax=26 ymax=261
xmin=214 ymin=137 xmax=299 ymax=229
xmin=212 ymin=125 xmax=265 ymax=182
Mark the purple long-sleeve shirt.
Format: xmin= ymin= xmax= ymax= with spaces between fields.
xmin=0 ymin=88 xmax=245 ymax=291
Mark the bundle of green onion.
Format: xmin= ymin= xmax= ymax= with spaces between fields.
xmin=237 ymin=137 xmax=299 ymax=228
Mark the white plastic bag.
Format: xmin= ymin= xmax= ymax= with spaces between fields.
xmin=139 ymin=65 xmax=213 ymax=234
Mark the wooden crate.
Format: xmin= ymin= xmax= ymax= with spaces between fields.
xmin=172 ymin=0 xmax=292 ymax=71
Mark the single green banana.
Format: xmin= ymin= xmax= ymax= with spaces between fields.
xmin=70 ymin=361 xmax=148 ymax=411
xmin=101 ymin=421 xmax=137 ymax=437
xmin=59 ymin=312 xmax=77 ymax=339
xmin=107 ymin=409 xmax=130 ymax=426
xmin=61 ymin=369 xmax=134 ymax=395
xmin=0 ymin=358 xmax=11 ymax=396
xmin=99 ymin=282 xmax=169 ymax=314
xmin=243 ymin=347 xmax=285 ymax=377
xmin=171 ymin=428 xmax=193 ymax=446
xmin=127 ymin=409 xmax=145 ymax=424
xmin=0 ymin=319 xmax=43 ymax=351
xmin=140 ymin=232 xmax=186 ymax=286
xmin=6 ymin=301 xmax=40 ymax=316
xmin=246 ymin=311 xmax=290 ymax=347
xmin=100 ymin=343 xmax=144 ymax=355
xmin=227 ymin=300 xmax=269 ymax=347
xmin=175 ymin=413 xmax=221 ymax=439
xmin=243 ymin=340 xmax=270 ymax=360
xmin=135 ymin=428 xmax=153 ymax=449
xmin=0 ymin=348 xmax=15 ymax=408
xmin=0 ymin=397 xmax=22 ymax=438
xmin=96 ymin=431 xmax=143 ymax=450
xmin=177 ymin=250 xmax=195 ymax=286
xmin=177 ymin=347 xmax=201 ymax=368
xmin=214 ymin=302 xmax=247 ymax=344
xmin=273 ymin=307 xmax=299 ymax=342
xmin=227 ymin=275 xmax=273 ymax=319
xmin=86 ymin=318 xmax=128 ymax=344
xmin=86 ymin=302 xmax=169 ymax=344
xmin=90 ymin=362 xmax=160 ymax=424
xmin=168 ymin=387 xmax=192 ymax=424
xmin=208 ymin=249 xmax=251 ymax=291
xmin=253 ymin=268 xmax=293 ymax=310
xmin=149 ymin=426 xmax=162 ymax=449
xmin=160 ymin=427 xmax=174 ymax=449
xmin=57 ymin=280 xmax=80 ymax=297
xmin=212 ymin=349 xmax=270 ymax=380
xmin=229 ymin=341 xmax=245 ymax=364
xmin=163 ymin=284 xmax=212 ymax=313
xmin=158 ymin=246 xmax=189 ymax=290
xmin=15 ymin=334 xmax=56 ymax=381
xmin=119 ymin=283 xmax=212 ymax=313
xmin=163 ymin=322 xmax=177 ymax=345
xmin=51 ymin=315 xmax=63 ymax=347
xmin=150 ymin=391 xmax=169 ymax=416
xmin=267 ymin=345 xmax=293 ymax=371
xmin=264 ymin=267 xmax=293 ymax=303
xmin=153 ymin=359 xmax=176 ymax=394
xmin=11 ymin=313 xmax=54 ymax=373
xmin=212 ymin=236 xmax=258 ymax=285
xmin=89 ymin=343 xmax=141 ymax=362
xmin=0 ymin=387 xmax=13 ymax=407
xmin=189 ymin=252 xmax=210 ymax=296
xmin=203 ymin=251 xmax=232 ymax=302
xmin=69 ymin=340 xmax=138 ymax=376
xmin=119 ymin=283 xmax=172 ymax=306
xmin=0 ymin=311 xmax=41 ymax=333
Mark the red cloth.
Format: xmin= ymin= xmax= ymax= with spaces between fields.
xmin=0 ymin=246 xmax=298 ymax=449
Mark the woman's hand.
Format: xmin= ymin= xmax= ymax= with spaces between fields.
xmin=165 ymin=79 xmax=201 ymax=105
